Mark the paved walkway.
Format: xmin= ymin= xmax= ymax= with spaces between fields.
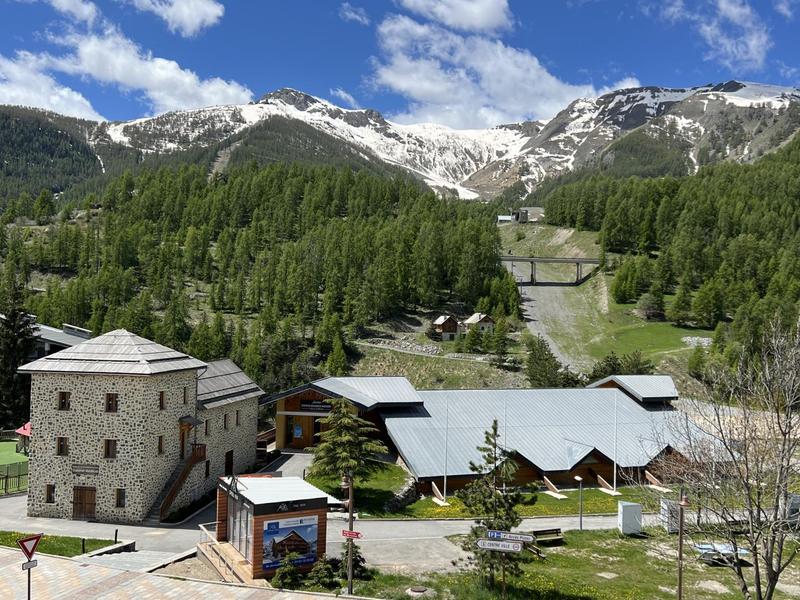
xmin=0 ymin=492 xmax=660 ymax=574
xmin=0 ymin=547 xmax=357 ymax=599
xmin=0 ymin=494 xmax=214 ymax=553
xmin=79 ymin=549 xmax=177 ymax=572
xmin=262 ymin=452 xmax=314 ymax=478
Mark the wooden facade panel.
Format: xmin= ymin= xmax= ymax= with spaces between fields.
xmin=216 ymin=488 xmax=228 ymax=541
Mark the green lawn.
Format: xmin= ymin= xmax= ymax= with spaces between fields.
xmin=350 ymin=529 xmax=800 ymax=600
xmin=393 ymin=485 xmax=668 ymax=519
xmin=0 ymin=531 xmax=112 ymax=557
xmin=305 ymin=461 xmax=408 ymax=517
xmin=0 ymin=441 xmax=27 ymax=466
xmin=543 ymin=274 xmax=713 ymax=365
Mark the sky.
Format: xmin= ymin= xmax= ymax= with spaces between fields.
xmin=0 ymin=0 xmax=798 ymax=129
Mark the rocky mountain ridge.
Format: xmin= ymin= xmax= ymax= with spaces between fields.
xmin=6 ymin=80 xmax=800 ymax=199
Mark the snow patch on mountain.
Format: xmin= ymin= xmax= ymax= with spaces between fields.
xmin=84 ymin=81 xmax=800 ymax=199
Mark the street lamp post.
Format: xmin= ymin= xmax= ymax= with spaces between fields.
xmin=574 ymin=475 xmax=584 ymax=531
xmin=678 ymin=493 xmax=690 ymax=600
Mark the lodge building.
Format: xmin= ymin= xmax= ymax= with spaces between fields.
xmin=19 ymin=330 xmax=264 ymax=524
xmin=269 ymin=374 xmax=682 ymax=491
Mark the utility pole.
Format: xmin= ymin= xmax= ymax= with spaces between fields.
xmin=345 ymin=473 xmax=355 ymax=595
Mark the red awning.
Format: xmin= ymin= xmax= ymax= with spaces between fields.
xmin=15 ymin=422 xmax=31 ymax=437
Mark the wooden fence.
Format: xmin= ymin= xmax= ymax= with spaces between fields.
xmin=0 ymin=462 xmax=28 ymax=495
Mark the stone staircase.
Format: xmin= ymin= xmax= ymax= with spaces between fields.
xmin=144 ymin=443 xmax=206 ymax=524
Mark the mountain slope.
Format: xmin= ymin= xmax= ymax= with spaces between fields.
xmin=2 ymin=81 xmax=799 ymax=201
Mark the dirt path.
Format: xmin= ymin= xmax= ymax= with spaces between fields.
xmin=510 ymin=264 xmax=585 ymax=368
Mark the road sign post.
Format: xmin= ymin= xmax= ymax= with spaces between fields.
xmin=341 ymin=529 xmax=363 ymax=539
xmin=17 ymin=533 xmax=42 ymax=600
xmin=486 ymin=530 xmax=534 ymax=543
xmin=476 ymin=538 xmax=523 ymax=553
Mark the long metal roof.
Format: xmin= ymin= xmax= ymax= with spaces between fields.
xmin=382 ymin=387 xmax=684 ymax=480
xmin=587 ymin=375 xmax=679 ymax=401
xmin=18 ymin=329 xmax=206 ymax=376
xmin=198 ymin=359 xmax=265 ymax=408
xmin=35 ymin=323 xmax=91 ymax=348
xmin=267 ymin=376 xmax=423 ymax=409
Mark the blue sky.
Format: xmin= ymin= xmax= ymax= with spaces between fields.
xmin=0 ymin=0 xmax=798 ymax=128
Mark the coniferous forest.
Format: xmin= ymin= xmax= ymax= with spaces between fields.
xmin=540 ymin=133 xmax=800 ymax=360
xmin=0 ymin=162 xmax=519 ymax=392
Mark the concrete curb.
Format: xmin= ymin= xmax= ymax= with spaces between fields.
xmin=75 ymin=539 xmax=136 ymax=560
xmin=143 ymin=547 xmax=198 ymax=572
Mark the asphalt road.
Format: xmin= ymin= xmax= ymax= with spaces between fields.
xmin=0 ymin=493 xmax=659 ymax=573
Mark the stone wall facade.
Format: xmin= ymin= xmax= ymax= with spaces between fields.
xmin=171 ymin=398 xmax=258 ymax=515
xmin=28 ymin=369 xmax=257 ymax=523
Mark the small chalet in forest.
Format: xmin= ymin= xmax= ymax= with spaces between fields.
xmin=464 ymin=312 xmax=495 ymax=333
xmin=432 ymin=314 xmax=459 ymax=341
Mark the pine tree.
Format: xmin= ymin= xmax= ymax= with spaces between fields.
xmin=0 ymin=273 xmax=36 ymax=428
xmin=667 ymin=278 xmax=692 ymax=326
xmin=325 ymin=335 xmax=348 ymax=376
xmin=464 ymin=326 xmax=482 ymax=353
xmin=525 ymin=335 xmax=565 ymax=388
xmin=457 ymin=420 xmax=526 ymax=592
xmin=308 ymin=398 xmax=388 ymax=483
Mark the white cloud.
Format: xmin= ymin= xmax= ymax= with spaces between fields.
xmin=47 ymin=0 xmax=98 ymax=24
xmin=126 ymin=0 xmax=224 ymax=37
xmin=0 ymin=51 xmax=104 ymax=120
xmin=372 ymin=15 xmax=638 ymax=128
xmin=397 ymin=0 xmax=512 ymax=33
xmin=43 ymin=28 xmax=252 ymax=113
xmin=774 ymin=0 xmax=797 ymax=19
xmin=652 ymin=0 xmax=772 ymax=72
xmin=339 ymin=2 xmax=370 ymax=26
xmin=330 ymin=87 xmax=361 ymax=108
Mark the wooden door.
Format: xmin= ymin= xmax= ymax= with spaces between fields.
xmin=225 ymin=450 xmax=233 ymax=476
xmin=72 ymin=486 xmax=96 ymax=520
xmin=289 ymin=416 xmax=314 ymax=449
xmin=179 ymin=428 xmax=186 ymax=460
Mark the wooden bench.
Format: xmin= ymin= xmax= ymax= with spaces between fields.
xmin=532 ymin=528 xmax=564 ymax=544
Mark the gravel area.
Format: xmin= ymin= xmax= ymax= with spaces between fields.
xmin=154 ymin=556 xmax=223 ymax=582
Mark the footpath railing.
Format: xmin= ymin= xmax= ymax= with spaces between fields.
xmin=0 ymin=461 xmax=28 ymax=494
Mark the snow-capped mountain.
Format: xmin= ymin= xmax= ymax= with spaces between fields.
xmin=56 ymin=81 xmax=800 ymax=198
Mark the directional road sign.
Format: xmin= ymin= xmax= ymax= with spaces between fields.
xmin=17 ymin=534 xmax=42 ymax=561
xmin=477 ymin=538 xmax=523 ymax=553
xmin=341 ymin=529 xmax=363 ymax=539
xmin=487 ymin=530 xmax=534 ymax=543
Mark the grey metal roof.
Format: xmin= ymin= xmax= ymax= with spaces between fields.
xmin=382 ymin=387 xmax=683 ymax=479
xmin=18 ymin=329 xmax=206 ymax=376
xmin=313 ymin=376 xmax=423 ymax=409
xmin=587 ymin=375 xmax=679 ymax=401
xmin=198 ymin=359 xmax=265 ymax=408
xmin=35 ymin=323 xmax=91 ymax=348
xmin=220 ymin=476 xmax=337 ymax=506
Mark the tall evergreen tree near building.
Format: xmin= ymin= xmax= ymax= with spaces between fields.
xmin=0 ymin=273 xmax=36 ymax=428
xmin=457 ymin=420 xmax=526 ymax=593
xmin=308 ymin=398 xmax=387 ymax=482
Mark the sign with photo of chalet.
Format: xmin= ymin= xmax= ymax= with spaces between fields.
xmin=263 ymin=515 xmax=318 ymax=570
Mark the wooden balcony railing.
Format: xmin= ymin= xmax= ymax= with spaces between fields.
xmin=159 ymin=443 xmax=207 ymax=521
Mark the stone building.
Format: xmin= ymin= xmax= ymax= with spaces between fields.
xmin=19 ymin=330 xmax=263 ymax=524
